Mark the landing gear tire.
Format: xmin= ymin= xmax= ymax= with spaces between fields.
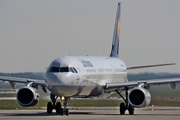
xmin=128 ymin=105 xmax=134 ymax=115
xmin=65 ymin=108 xmax=69 ymax=116
xmin=116 ymin=88 xmax=135 ymax=115
xmin=55 ymin=102 xmax=61 ymax=114
xmin=47 ymin=102 xmax=53 ymax=114
xmin=60 ymin=108 xmax=64 ymax=116
xmin=47 ymin=94 xmax=70 ymax=116
xmin=120 ymin=103 xmax=126 ymax=115
xmin=47 ymin=93 xmax=63 ymax=115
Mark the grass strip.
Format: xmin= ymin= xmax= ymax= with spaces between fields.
xmin=0 ymin=99 xmax=122 ymax=110
xmin=0 ymin=99 xmax=180 ymax=110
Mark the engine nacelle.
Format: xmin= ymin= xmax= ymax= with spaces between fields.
xmin=128 ymin=87 xmax=151 ymax=108
xmin=17 ymin=86 xmax=40 ymax=107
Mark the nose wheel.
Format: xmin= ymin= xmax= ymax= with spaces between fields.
xmin=47 ymin=93 xmax=69 ymax=116
xmin=60 ymin=97 xmax=69 ymax=116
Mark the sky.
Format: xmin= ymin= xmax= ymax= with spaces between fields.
xmin=0 ymin=0 xmax=180 ymax=73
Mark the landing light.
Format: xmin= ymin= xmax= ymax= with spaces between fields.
xmin=61 ymin=96 xmax=65 ymax=101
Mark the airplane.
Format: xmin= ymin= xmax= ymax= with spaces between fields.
xmin=0 ymin=2 xmax=180 ymax=116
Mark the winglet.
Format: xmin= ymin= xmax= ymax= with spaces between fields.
xmin=110 ymin=2 xmax=121 ymax=58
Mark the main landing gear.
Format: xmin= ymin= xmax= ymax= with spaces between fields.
xmin=116 ymin=87 xmax=134 ymax=115
xmin=47 ymin=93 xmax=69 ymax=116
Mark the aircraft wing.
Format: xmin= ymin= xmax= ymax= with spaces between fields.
xmin=127 ymin=63 xmax=176 ymax=70
xmin=105 ymin=78 xmax=180 ymax=92
xmin=0 ymin=76 xmax=46 ymax=87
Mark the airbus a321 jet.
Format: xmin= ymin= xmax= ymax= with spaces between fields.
xmin=0 ymin=2 xmax=180 ymax=116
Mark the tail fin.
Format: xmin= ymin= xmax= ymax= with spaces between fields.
xmin=110 ymin=2 xmax=121 ymax=58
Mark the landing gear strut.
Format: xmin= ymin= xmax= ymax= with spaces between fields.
xmin=60 ymin=97 xmax=69 ymax=116
xmin=47 ymin=93 xmax=69 ymax=116
xmin=116 ymin=87 xmax=134 ymax=115
xmin=47 ymin=93 xmax=61 ymax=114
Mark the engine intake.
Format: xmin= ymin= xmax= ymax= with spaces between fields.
xmin=17 ymin=86 xmax=39 ymax=107
xmin=128 ymin=87 xmax=151 ymax=108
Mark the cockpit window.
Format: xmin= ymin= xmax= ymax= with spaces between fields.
xmin=72 ymin=67 xmax=78 ymax=73
xmin=48 ymin=66 xmax=78 ymax=73
xmin=49 ymin=67 xmax=60 ymax=72
xmin=69 ymin=67 xmax=74 ymax=73
xmin=60 ymin=67 xmax=69 ymax=72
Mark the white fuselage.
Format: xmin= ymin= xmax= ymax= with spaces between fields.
xmin=45 ymin=56 xmax=127 ymax=98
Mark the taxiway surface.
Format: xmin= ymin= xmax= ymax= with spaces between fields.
xmin=0 ymin=107 xmax=180 ymax=120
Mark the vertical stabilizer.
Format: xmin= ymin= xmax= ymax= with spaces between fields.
xmin=110 ymin=2 xmax=121 ymax=58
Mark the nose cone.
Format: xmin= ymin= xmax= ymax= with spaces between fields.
xmin=45 ymin=72 xmax=67 ymax=85
xmin=45 ymin=57 xmax=79 ymax=96
xmin=45 ymin=72 xmax=78 ymax=97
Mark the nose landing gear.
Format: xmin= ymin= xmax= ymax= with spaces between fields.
xmin=60 ymin=96 xmax=69 ymax=116
xmin=47 ymin=93 xmax=69 ymax=116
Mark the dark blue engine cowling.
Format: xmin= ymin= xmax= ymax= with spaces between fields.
xmin=17 ymin=86 xmax=39 ymax=107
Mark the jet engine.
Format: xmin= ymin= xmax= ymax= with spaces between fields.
xmin=128 ymin=87 xmax=151 ymax=108
xmin=17 ymin=86 xmax=40 ymax=107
